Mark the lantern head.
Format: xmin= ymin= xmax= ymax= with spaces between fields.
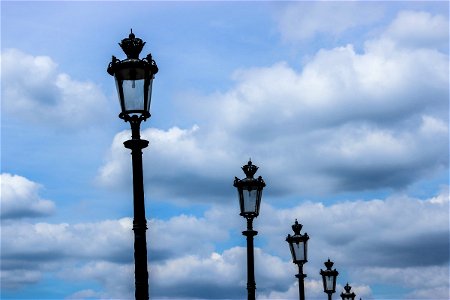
xmin=234 ymin=160 xmax=265 ymax=219
xmin=320 ymin=258 xmax=339 ymax=294
xmin=340 ymin=283 xmax=356 ymax=300
xmin=107 ymin=30 xmax=158 ymax=122
xmin=286 ymin=219 xmax=309 ymax=265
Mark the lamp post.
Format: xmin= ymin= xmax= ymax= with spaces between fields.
xmin=286 ymin=220 xmax=309 ymax=300
xmin=340 ymin=283 xmax=356 ymax=300
xmin=107 ymin=30 xmax=158 ymax=300
xmin=320 ymin=259 xmax=339 ymax=300
xmin=234 ymin=160 xmax=266 ymax=300
xmin=286 ymin=219 xmax=309 ymax=300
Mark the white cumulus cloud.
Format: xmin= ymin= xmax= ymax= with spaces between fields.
xmin=1 ymin=49 xmax=110 ymax=129
xmin=98 ymin=9 xmax=448 ymax=200
xmin=1 ymin=173 xmax=55 ymax=219
xmin=384 ymin=10 xmax=449 ymax=50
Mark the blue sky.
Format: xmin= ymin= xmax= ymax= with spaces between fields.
xmin=1 ymin=1 xmax=449 ymax=299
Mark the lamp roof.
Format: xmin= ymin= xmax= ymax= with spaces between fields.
xmin=119 ymin=29 xmax=146 ymax=59
xmin=242 ymin=160 xmax=258 ymax=178
xmin=292 ymin=219 xmax=303 ymax=235
xmin=325 ymin=258 xmax=334 ymax=270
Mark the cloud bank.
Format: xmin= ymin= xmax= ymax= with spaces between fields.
xmin=98 ymin=10 xmax=448 ymax=201
xmin=2 ymin=5 xmax=448 ymax=300
xmin=1 ymin=175 xmax=448 ymax=298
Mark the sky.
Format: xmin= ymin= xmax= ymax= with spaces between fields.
xmin=1 ymin=1 xmax=449 ymax=300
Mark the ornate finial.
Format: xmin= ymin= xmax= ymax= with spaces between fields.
xmin=242 ymin=160 xmax=258 ymax=178
xmin=324 ymin=258 xmax=334 ymax=270
xmin=292 ymin=219 xmax=303 ymax=235
xmin=119 ymin=29 xmax=146 ymax=59
xmin=344 ymin=283 xmax=352 ymax=293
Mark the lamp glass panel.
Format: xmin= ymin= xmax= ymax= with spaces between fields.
xmin=122 ymin=78 xmax=145 ymax=112
xmin=325 ymin=275 xmax=334 ymax=291
xmin=114 ymin=78 xmax=123 ymax=109
xmin=243 ymin=188 xmax=257 ymax=213
xmin=292 ymin=241 xmax=305 ymax=262
xmin=146 ymin=77 xmax=154 ymax=112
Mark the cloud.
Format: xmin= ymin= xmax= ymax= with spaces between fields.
xmin=1 ymin=218 xmax=134 ymax=266
xmin=148 ymin=213 xmax=231 ymax=261
xmin=63 ymin=262 xmax=134 ymax=300
xmin=0 ymin=269 xmax=43 ymax=290
xmin=1 ymin=49 xmax=110 ymax=129
xmin=150 ymin=247 xmax=294 ymax=299
xmin=256 ymin=188 xmax=449 ymax=299
xmin=98 ymin=9 xmax=448 ymax=200
xmin=96 ymin=125 xmax=238 ymax=201
xmin=354 ymin=266 xmax=449 ymax=300
xmin=67 ymin=288 xmax=102 ymax=300
xmin=0 ymin=217 xmax=135 ymax=290
xmin=2 ymin=7 xmax=448 ymax=300
xmin=275 ymin=2 xmax=383 ymax=42
xmin=383 ymin=10 xmax=449 ymax=51
xmin=1 ymin=173 xmax=55 ymax=219
xmin=259 ymin=280 xmax=372 ymax=300
xmin=0 ymin=206 xmax=233 ymax=294
xmin=259 ymin=188 xmax=449 ymax=267
xmin=316 ymin=118 xmax=448 ymax=191
xmin=1 ymin=188 xmax=447 ymax=298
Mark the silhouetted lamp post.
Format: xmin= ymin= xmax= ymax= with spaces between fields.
xmin=286 ymin=220 xmax=309 ymax=300
xmin=340 ymin=283 xmax=356 ymax=300
xmin=234 ymin=160 xmax=266 ymax=300
xmin=320 ymin=259 xmax=339 ymax=300
xmin=107 ymin=30 xmax=158 ymax=300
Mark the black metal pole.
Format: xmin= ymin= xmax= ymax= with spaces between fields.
xmin=124 ymin=118 xmax=149 ymax=300
xmin=242 ymin=217 xmax=257 ymax=300
xmin=295 ymin=264 xmax=306 ymax=300
xmin=327 ymin=293 xmax=332 ymax=300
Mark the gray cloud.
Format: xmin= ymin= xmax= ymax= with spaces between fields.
xmin=98 ymin=10 xmax=448 ymax=201
xmin=149 ymin=247 xmax=292 ymax=299
xmin=363 ymin=231 xmax=450 ymax=267
xmin=1 ymin=186 xmax=447 ymax=298
xmin=257 ymin=189 xmax=449 ymax=299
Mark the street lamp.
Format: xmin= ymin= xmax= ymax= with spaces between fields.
xmin=108 ymin=29 xmax=158 ymax=123
xmin=234 ymin=160 xmax=265 ymax=300
xmin=320 ymin=259 xmax=339 ymax=300
xmin=340 ymin=283 xmax=356 ymax=300
xmin=286 ymin=219 xmax=309 ymax=300
xmin=107 ymin=30 xmax=158 ymax=300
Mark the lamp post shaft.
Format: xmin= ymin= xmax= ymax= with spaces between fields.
xmin=124 ymin=120 xmax=149 ymax=300
xmin=327 ymin=293 xmax=332 ymax=300
xmin=295 ymin=264 xmax=306 ymax=300
xmin=242 ymin=218 xmax=257 ymax=300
